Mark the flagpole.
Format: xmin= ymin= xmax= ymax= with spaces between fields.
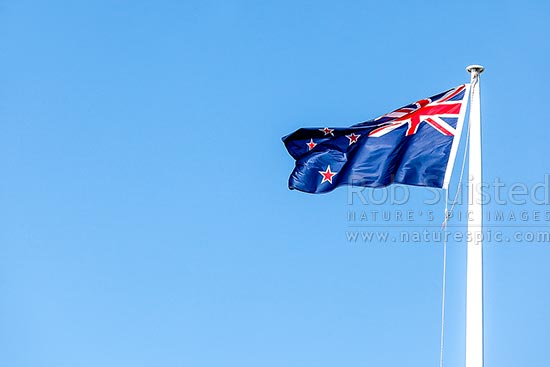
xmin=465 ymin=64 xmax=484 ymax=367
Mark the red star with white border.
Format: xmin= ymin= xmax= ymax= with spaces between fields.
xmin=319 ymin=127 xmax=334 ymax=136
xmin=319 ymin=165 xmax=337 ymax=184
xmin=306 ymin=138 xmax=317 ymax=150
xmin=346 ymin=132 xmax=360 ymax=145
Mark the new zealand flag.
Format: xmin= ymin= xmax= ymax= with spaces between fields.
xmin=282 ymin=84 xmax=470 ymax=193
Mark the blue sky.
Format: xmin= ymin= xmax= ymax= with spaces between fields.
xmin=1 ymin=1 xmax=549 ymax=366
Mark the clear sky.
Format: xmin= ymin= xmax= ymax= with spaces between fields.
xmin=1 ymin=1 xmax=549 ymax=366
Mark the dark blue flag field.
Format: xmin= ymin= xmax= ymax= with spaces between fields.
xmin=283 ymin=84 xmax=470 ymax=193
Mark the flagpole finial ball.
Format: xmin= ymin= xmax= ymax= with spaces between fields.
xmin=466 ymin=65 xmax=485 ymax=74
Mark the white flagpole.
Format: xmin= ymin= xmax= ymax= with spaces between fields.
xmin=465 ymin=64 xmax=484 ymax=367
